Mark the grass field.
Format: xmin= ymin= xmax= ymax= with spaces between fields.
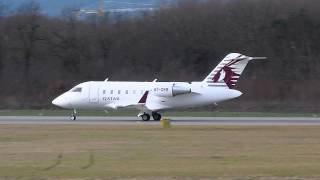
xmin=0 ymin=125 xmax=320 ymax=179
xmin=0 ymin=109 xmax=318 ymax=117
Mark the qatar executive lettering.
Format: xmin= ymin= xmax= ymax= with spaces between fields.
xmin=102 ymin=97 xmax=120 ymax=101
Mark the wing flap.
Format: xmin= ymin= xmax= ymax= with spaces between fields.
xmin=105 ymin=91 xmax=150 ymax=110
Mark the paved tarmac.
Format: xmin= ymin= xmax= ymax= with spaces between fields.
xmin=0 ymin=116 xmax=319 ymax=125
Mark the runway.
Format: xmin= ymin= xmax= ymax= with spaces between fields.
xmin=0 ymin=116 xmax=320 ymax=125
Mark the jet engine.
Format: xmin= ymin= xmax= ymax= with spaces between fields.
xmin=152 ymin=83 xmax=191 ymax=97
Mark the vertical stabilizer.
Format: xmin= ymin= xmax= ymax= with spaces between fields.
xmin=203 ymin=53 xmax=266 ymax=89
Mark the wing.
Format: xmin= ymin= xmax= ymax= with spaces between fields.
xmin=105 ymin=91 xmax=150 ymax=110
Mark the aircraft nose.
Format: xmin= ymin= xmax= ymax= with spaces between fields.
xmin=52 ymin=95 xmax=70 ymax=108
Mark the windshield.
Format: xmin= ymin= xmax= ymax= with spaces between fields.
xmin=70 ymin=87 xmax=82 ymax=92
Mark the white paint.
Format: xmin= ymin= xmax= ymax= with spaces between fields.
xmin=52 ymin=53 xmax=264 ymax=120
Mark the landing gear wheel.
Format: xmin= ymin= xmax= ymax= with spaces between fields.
xmin=70 ymin=114 xmax=77 ymax=121
xmin=141 ymin=114 xmax=151 ymax=121
xmin=70 ymin=109 xmax=77 ymax=121
xmin=152 ymin=112 xmax=162 ymax=121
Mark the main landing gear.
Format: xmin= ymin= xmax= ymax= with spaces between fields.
xmin=141 ymin=113 xmax=150 ymax=121
xmin=152 ymin=112 xmax=162 ymax=121
xmin=70 ymin=109 xmax=77 ymax=121
xmin=140 ymin=112 xmax=162 ymax=121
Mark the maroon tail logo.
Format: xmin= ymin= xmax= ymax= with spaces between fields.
xmin=213 ymin=60 xmax=240 ymax=89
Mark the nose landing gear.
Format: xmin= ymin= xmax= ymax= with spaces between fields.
xmin=70 ymin=109 xmax=77 ymax=121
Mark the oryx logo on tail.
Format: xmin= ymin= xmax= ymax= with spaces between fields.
xmin=213 ymin=60 xmax=241 ymax=89
xmin=203 ymin=53 xmax=266 ymax=89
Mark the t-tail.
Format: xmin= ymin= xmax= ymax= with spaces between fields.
xmin=203 ymin=53 xmax=266 ymax=89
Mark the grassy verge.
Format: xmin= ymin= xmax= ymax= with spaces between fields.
xmin=0 ymin=125 xmax=320 ymax=179
xmin=0 ymin=109 xmax=318 ymax=117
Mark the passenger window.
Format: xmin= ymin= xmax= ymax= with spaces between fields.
xmin=126 ymin=90 xmax=129 ymax=94
xmin=118 ymin=90 xmax=121 ymax=94
xmin=71 ymin=87 xmax=82 ymax=92
xmin=103 ymin=90 xmax=106 ymax=94
xmin=133 ymin=90 xmax=136 ymax=94
xmin=110 ymin=90 xmax=113 ymax=94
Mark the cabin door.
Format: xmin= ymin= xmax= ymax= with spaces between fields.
xmin=89 ymin=85 xmax=99 ymax=103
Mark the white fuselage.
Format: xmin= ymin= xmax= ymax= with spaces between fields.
xmin=51 ymin=53 xmax=263 ymax=120
xmin=52 ymin=81 xmax=242 ymax=113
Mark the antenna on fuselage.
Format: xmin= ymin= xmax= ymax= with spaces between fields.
xmin=153 ymin=79 xmax=158 ymax=82
xmin=104 ymin=78 xmax=109 ymax=82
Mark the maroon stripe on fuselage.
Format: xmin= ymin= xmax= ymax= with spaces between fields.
xmin=138 ymin=91 xmax=149 ymax=103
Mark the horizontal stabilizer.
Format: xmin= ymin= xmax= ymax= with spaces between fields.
xmin=248 ymin=57 xmax=267 ymax=60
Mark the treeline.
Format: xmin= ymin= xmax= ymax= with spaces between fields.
xmin=0 ymin=0 xmax=319 ymax=111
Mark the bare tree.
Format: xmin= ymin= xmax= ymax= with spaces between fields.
xmin=0 ymin=0 xmax=319 ymax=110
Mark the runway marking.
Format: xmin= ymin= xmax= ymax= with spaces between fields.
xmin=0 ymin=116 xmax=320 ymax=125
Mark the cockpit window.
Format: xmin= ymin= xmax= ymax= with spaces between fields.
xmin=71 ymin=87 xmax=82 ymax=92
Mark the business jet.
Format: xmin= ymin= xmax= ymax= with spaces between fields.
xmin=52 ymin=53 xmax=266 ymax=121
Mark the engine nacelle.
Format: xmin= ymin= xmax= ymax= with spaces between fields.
xmin=152 ymin=83 xmax=191 ymax=97
xmin=172 ymin=83 xmax=192 ymax=96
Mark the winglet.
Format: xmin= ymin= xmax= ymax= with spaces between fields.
xmin=138 ymin=91 xmax=149 ymax=104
